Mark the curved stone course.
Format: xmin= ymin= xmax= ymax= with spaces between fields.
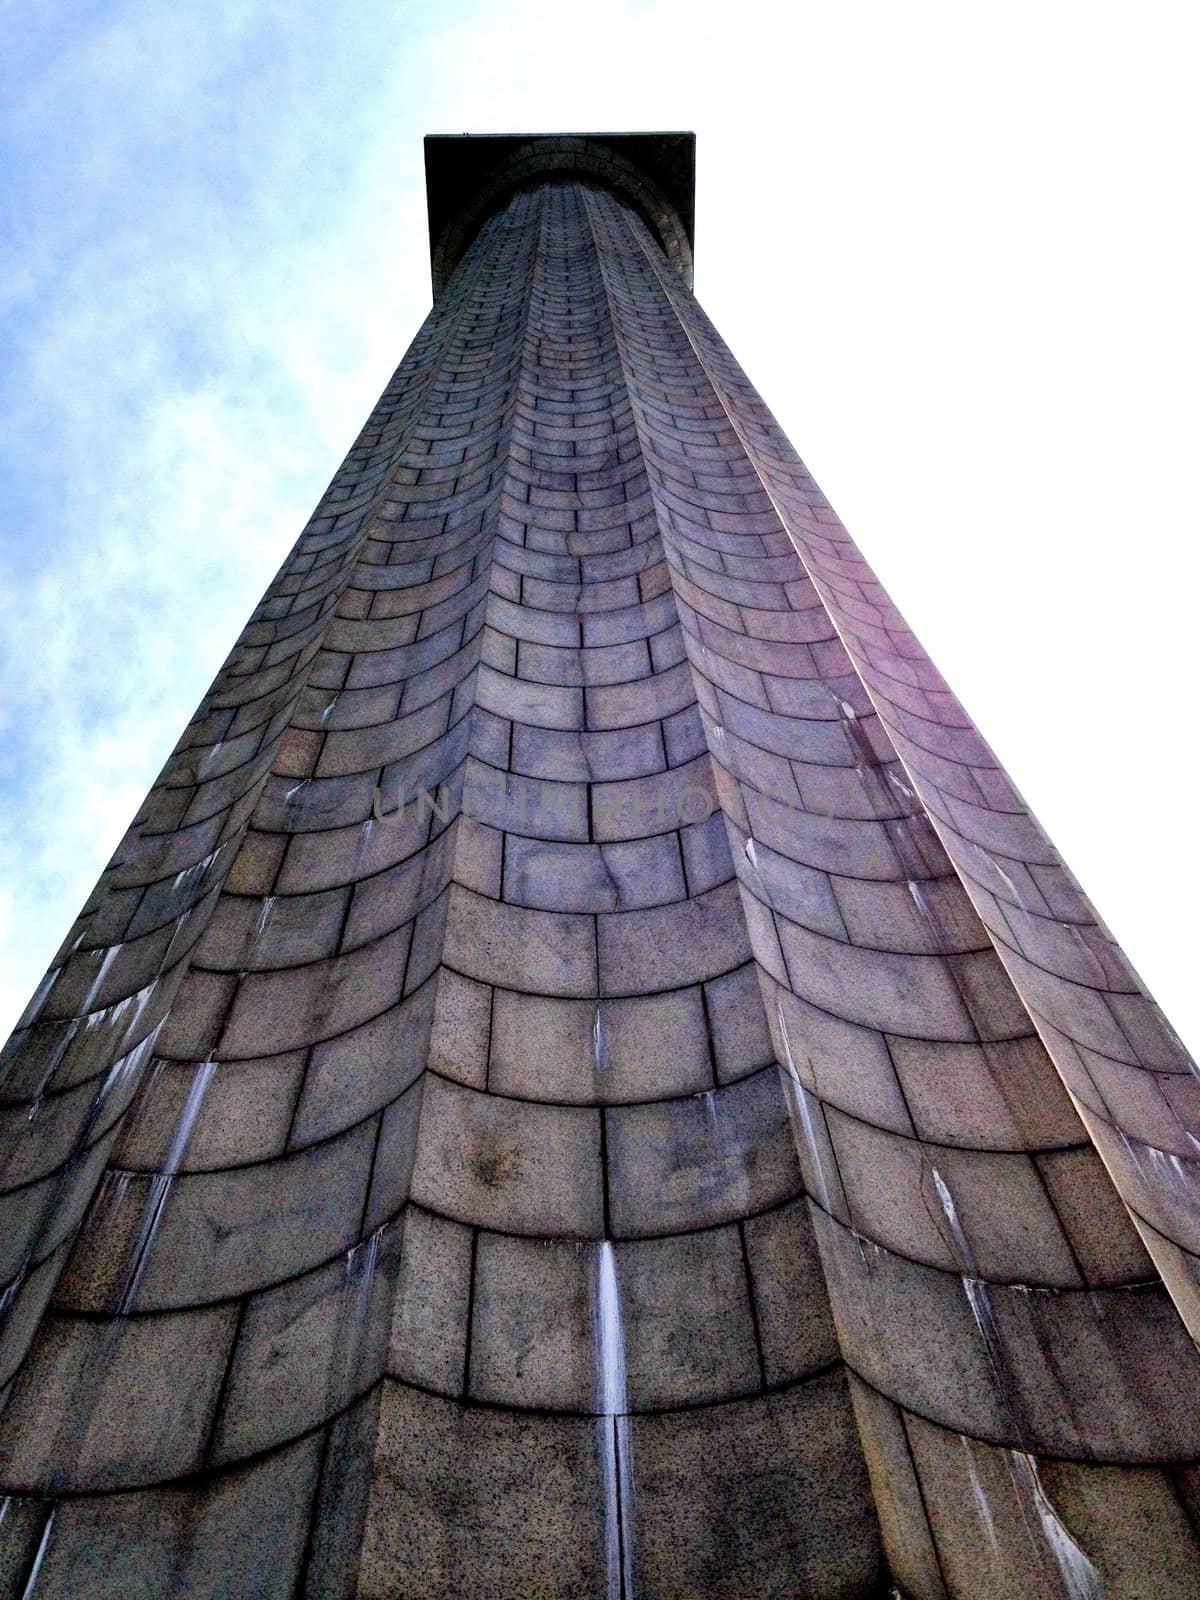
xmin=0 ymin=144 xmax=1197 ymax=1599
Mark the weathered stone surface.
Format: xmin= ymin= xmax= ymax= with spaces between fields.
xmin=1 ymin=136 xmax=1195 ymax=1600
xmin=629 ymin=1377 xmax=882 ymax=1598
xmin=360 ymin=1382 xmax=606 ymax=1599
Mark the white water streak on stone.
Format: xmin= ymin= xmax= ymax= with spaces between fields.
xmin=16 ymin=966 xmax=61 ymax=1031
xmin=347 ymin=1229 xmax=381 ymax=1327
xmin=592 ymin=1007 xmax=606 ymax=1073
xmin=1118 ymin=1132 xmax=1200 ymax=1224
xmin=20 ymin=1509 xmax=55 ymax=1599
xmin=1010 ymin=1451 xmax=1106 ymax=1598
xmin=929 ymin=1167 xmax=977 ymax=1275
xmin=47 ymin=1020 xmax=80 ymax=1079
xmin=615 ymin=1415 xmax=634 ymax=1598
xmin=354 ymin=816 xmax=375 ymax=875
xmin=906 ymin=879 xmax=943 ymax=950
xmin=985 ymin=853 xmax=1027 ymax=911
xmin=699 ymin=1088 xmax=719 ymax=1145
xmin=886 ymin=768 xmax=915 ymax=800
xmin=960 ymin=1436 xmax=1000 ymax=1559
xmin=963 ymin=1276 xmax=1002 ymax=1354
xmin=595 ymin=1242 xmax=634 ymax=1600
xmin=777 ymin=1031 xmax=832 ymax=1213
xmin=164 ymin=907 xmax=193 ymax=966
xmin=85 ymin=991 xmax=137 ymax=1043
xmin=253 ymin=897 xmax=276 ymax=941
xmin=0 ymin=1272 xmax=25 ymax=1319
xmin=171 ymin=853 xmax=214 ymax=899
xmin=1147 ymin=1147 xmax=1194 ymax=1187
xmin=117 ymin=1056 xmax=166 ymax=1153
xmin=743 ymin=837 xmax=759 ymax=871
xmin=595 ymin=1249 xmax=626 ymax=1414
xmin=163 ymin=1059 xmax=217 ymax=1180
xmin=82 ymin=946 xmax=119 ymax=1013
xmin=852 ymin=1230 xmax=886 ymax=1269
xmin=1144 ymin=1145 xmax=1200 ymax=1220
xmin=199 ymin=740 xmax=224 ymax=776
xmin=26 ymin=1012 xmax=89 ymax=1115
xmin=93 ymin=1026 xmax=160 ymax=1120
xmin=335 ymin=1226 xmax=383 ymax=1401
xmin=929 ymin=1167 xmax=1005 ymax=1359
xmin=94 ymin=1168 xmax=134 ymax=1228
xmin=126 ymin=983 xmax=153 ymax=1035
xmin=119 ymin=1058 xmax=217 ymax=1313
xmin=701 ymin=1085 xmax=751 ymax=1213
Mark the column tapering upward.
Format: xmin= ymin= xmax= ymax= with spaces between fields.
xmin=2 ymin=132 xmax=1199 ymax=1599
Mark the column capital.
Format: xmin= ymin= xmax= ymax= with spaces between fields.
xmin=423 ymin=130 xmax=695 ymax=295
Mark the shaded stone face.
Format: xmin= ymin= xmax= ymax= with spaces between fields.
xmin=2 ymin=134 xmax=1200 ymax=1598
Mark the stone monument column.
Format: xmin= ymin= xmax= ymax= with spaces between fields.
xmin=2 ymin=133 xmax=1199 ymax=1599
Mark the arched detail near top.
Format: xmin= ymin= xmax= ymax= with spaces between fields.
xmin=425 ymin=133 xmax=695 ymax=297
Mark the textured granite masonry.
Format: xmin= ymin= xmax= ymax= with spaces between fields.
xmin=1 ymin=132 xmax=1199 ymax=1598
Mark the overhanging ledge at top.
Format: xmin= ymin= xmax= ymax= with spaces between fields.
xmin=423 ymin=132 xmax=696 ymax=297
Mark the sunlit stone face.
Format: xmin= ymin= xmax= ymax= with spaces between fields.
xmin=1 ymin=137 xmax=1198 ymax=1599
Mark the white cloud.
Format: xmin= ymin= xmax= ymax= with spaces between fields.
xmin=2 ymin=0 xmax=1197 ymax=1053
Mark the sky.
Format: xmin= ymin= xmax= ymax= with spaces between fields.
xmin=1 ymin=0 xmax=1197 ymax=1049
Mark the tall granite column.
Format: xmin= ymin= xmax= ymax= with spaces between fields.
xmin=1 ymin=133 xmax=1199 ymax=1600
